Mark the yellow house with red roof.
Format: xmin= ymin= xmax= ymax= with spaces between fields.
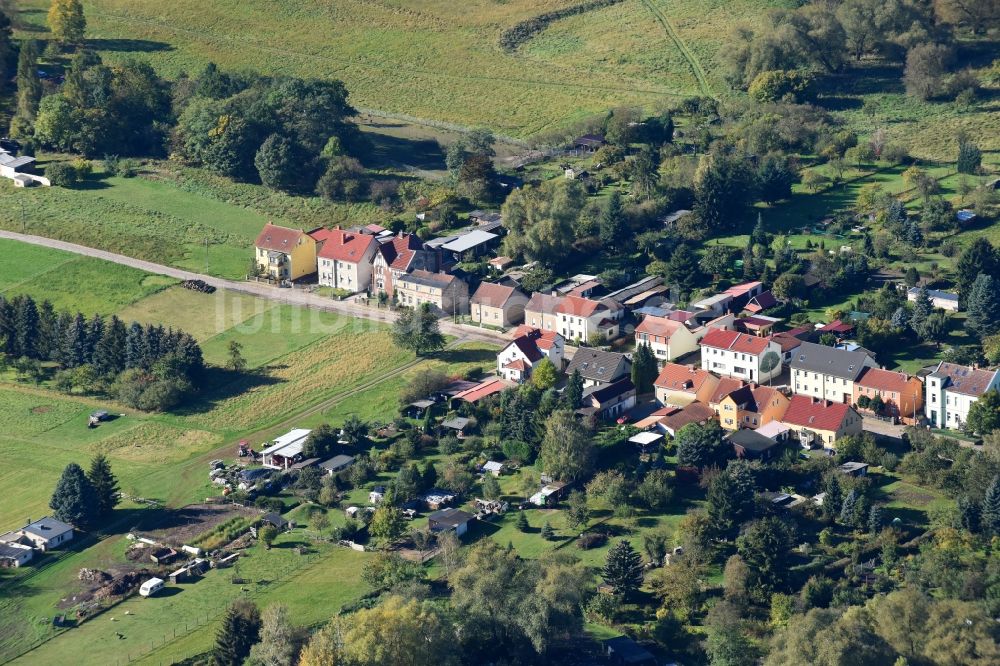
xmin=254 ymin=223 xmax=323 ymax=282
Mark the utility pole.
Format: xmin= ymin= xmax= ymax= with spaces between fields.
xmin=20 ymin=198 xmax=26 ymax=233
xmin=204 ymin=238 xmax=209 ymax=274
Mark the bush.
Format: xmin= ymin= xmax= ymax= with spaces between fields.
xmin=577 ymin=532 xmax=607 ymax=550
xmin=45 ymin=162 xmax=79 ymax=187
xmin=748 ymin=69 xmax=811 ymax=103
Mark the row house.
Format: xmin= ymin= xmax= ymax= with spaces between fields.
xmin=699 ymin=329 xmax=783 ymax=383
xmin=524 ymin=293 xmax=624 ymax=342
xmin=372 ymin=233 xmax=440 ymax=298
xmin=924 ymin=362 xmax=1000 ymax=430
xmin=566 ymin=349 xmax=631 ymax=388
xmin=635 ymin=312 xmax=734 ymax=365
xmin=316 ymin=228 xmax=379 ymax=293
xmin=782 ymin=395 xmax=862 ymax=449
xmin=717 ymin=384 xmax=790 ymax=431
xmin=496 ymin=328 xmax=565 ymax=383
xmin=791 ymin=342 xmax=877 ymax=404
xmin=470 ymin=283 xmax=529 ymax=328
xmin=395 ymin=270 xmax=469 ymax=315
xmin=852 ymin=367 xmax=924 ymax=425
xmin=653 ymin=363 xmax=719 ymax=407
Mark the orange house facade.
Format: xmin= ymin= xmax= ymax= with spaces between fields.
xmin=852 ymin=368 xmax=924 ymax=425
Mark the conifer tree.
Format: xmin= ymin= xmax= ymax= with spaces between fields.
xmin=839 ymin=489 xmax=858 ymax=527
xmin=602 ymin=540 xmax=644 ymax=598
xmin=541 ymin=522 xmax=554 ymax=540
xmin=14 ymin=39 xmax=42 ymax=123
xmin=62 ymin=312 xmax=87 ymax=368
xmin=631 ymin=343 xmax=657 ymax=394
xmin=13 ymin=295 xmax=39 ymax=359
xmin=87 ymin=454 xmax=119 ymax=519
xmin=965 ymin=273 xmax=1000 ymax=339
xmin=213 ymin=598 xmax=261 ymax=666
xmin=563 ymin=369 xmax=584 ymax=410
xmin=981 ymin=476 xmax=1000 ymax=537
xmin=49 ymin=462 xmax=97 ymax=528
xmin=516 ymin=511 xmax=529 ymax=532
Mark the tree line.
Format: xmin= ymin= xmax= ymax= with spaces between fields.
xmin=0 ymin=294 xmax=204 ymax=411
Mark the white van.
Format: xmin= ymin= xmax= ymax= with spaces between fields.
xmin=139 ymin=577 xmax=165 ymax=597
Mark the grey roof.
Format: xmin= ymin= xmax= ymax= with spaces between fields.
xmin=428 ymin=507 xmax=473 ymax=527
xmin=726 ymin=429 xmax=779 ymax=452
xmin=791 ymin=341 xmax=872 ymax=381
xmin=907 ymin=287 xmax=957 ymax=302
xmin=566 ymin=349 xmax=631 ymax=382
xmin=319 ymin=454 xmax=355 ymax=471
xmin=0 ymin=153 xmax=35 ymax=169
xmin=603 ymin=636 xmax=656 ymax=663
xmin=0 ymin=542 xmax=31 ymax=559
xmin=22 ymin=516 xmax=73 ymax=538
xmin=441 ymin=416 xmax=471 ymax=430
xmin=441 ymin=229 xmax=499 ymax=253
xmin=397 ymin=271 xmax=456 ymax=289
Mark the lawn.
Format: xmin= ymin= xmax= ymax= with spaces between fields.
xmin=117 ymin=286 xmax=274 ymax=343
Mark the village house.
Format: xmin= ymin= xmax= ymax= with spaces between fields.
xmin=470 ymin=283 xmax=529 ymax=328
xmin=724 ymin=280 xmax=765 ymax=311
xmin=707 ymin=377 xmax=747 ymax=413
xmin=924 ymin=362 xmax=1000 ymax=430
xmin=743 ymin=290 xmax=779 ymax=314
xmin=566 ymin=349 xmax=631 ymax=388
xmin=726 ymin=428 xmax=782 ymax=461
xmin=649 ymin=402 xmax=717 ymax=437
xmin=319 ymin=454 xmax=355 ymax=476
xmin=699 ymin=329 xmax=783 ymax=383
xmin=907 ymin=286 xmax=959 ymax=312
xmin=653 ymin=363 xmax=720 ymax=407
xmin=0 ymin=516 xmax=75 ymax=552
xmin=554 ymin=295 xmax=624 ymax=342
xmin=496 ymin=328 xmax=565 ymax=383
xmin=0 ymin=541 xmax=34 ymax=567
xmin=254 ymin=223 xmax=325 ymax=282
xmin=395 ymin=270 xmax=469 ymax=315
xmin=579 ymin=378 xmax=637 ymax=421
xmin=782 ymin=395 xmax=862 ymax=449
xmin=635 ymin=312 xmax=733 ymax=365
xmin=428 ymin=508 xmax=474 ymax=536
xmin=791 ymin=342 xmax=878 ymax=404
xmin=853 ymin=367 xmax=924 ymax=425
xmin=451 ymin=377 xmax=515 ymax=405
xmin=316 ymin=228 xmax=378 ymax=293
xmin=371 ymin=232 xmax=440 ymax=297
xmin=0 ymin=151 xmax=49 ymax=186
xmin=716 ymin=384 xmax=790 ymax=431
xmin=523 ymin=292 xmax=562 ymax=334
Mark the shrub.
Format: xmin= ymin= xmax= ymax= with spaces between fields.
xmin=577 ymin=532 xmax=607 ymax=550
xmin=45 ymin=162 xmax=79 ymax=187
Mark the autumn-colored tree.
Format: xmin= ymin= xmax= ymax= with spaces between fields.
xmin=48 ymin=0 xmax=86 ymax=46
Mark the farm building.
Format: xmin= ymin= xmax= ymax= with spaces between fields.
xmin=320 ymin=455 xmax=355 ymax=475
xmin=427 ymin=508 xmax=474 ymax=536
xmin=261 ymin=429 xmax=312 ymax=470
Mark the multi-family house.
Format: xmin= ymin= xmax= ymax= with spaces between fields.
xmin=566 ymin=349 xmax=631 ymax=388
xmin=580 ymin=378 xmax=636 ymax=421
xmin=924 ymin=362 xmax=1000 ymax=430
xmin=316 ymin=228 xmax=379 ymax=294
xmin=791 ymin=342 xmax=877 ymax=404
xmin=496 ymin=328 xmax=565 ymax=383
xmin=253 ymin=223 xmax=323 ymax=282
xmin=523 ymin=292 xmax=561 ymax=333
xmin=395 ymin=270 xmax=469 ymax=314
xmin=782 ymin=395 xmax=862 ymax=449
xmin=717 ymin=384 xmax=790 ymax=431
xmin=635 ymin=312 xmax=733 ymax=365
xmin=653 ymin=363 xmax=720 ymax=407
xmin=553 ymin=295 xmax=624 ymax=342
xmin=371 ymin=233 xmax=439 ymax=298
xmin=470 ymin=283 xmax=529 ymax=328
xmin=699 ymin=329 xmax=783 ymax=383
xmin=852 ymin=367 xmax=924 ymax=425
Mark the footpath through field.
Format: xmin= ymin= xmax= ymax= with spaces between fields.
xmin=0 ymin=230 xmax=509 ymax=347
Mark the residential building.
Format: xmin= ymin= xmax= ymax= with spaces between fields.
xmin=743 ymin=290 xmax=778 ymax=314
xmin=566 ymin=349 xmax=631 ymax=388
xmin=497 ymin=328 xmax=565 ymax=383
xmin=371 ymin=233 xmax=439 ymax=297
xmin=253 ymin=223 xmax=323 ymax=282
xmin=699 ymin=329 xmax=783 ymax=383
xmin=853 ymin=367 xmax=924 ymax=424
xmin=603 ymin=636 xmax=657 ymax=666
xmin=428 ymin=508 xmax=474 ymax=537
xmin=554 ymin=295 xmax=624 ymax=342
xmin=717 ymin=384 xmax=790 ymax=431
xmin=782 ymin=395 xmax=862 ymax=449
xmin=724 ymin=280 xmax=765 ymax=311
xmin=635 ymin=312 xmax=733 ymax=365
xmin=451 ymin=377 xmax=515 ymax=405
xmin=471 ymin=283 xmax=528 ymax=328
xmin=0 ymin=541 xmax=34 ymax=566
xmin=4 ymin=516 xmax=75 ymax=551
xmin=654 ymin=402 xmax=717 ymax=437
xmin=523 ymin=292 xmax=562 ymax=333
xmin=707 ymin=377 xmax=747 ymax=413
xmin=924 ymin=362 xmax=1000 ymax=430
xmin=395 ymin=270 xmax=469 ymax=315
xmin=579 ymin=378 xmax=636 ymax=421
xmin=319 ymin=455 xmax=355 ymax=475
xmin=316 ymin=228 xmax=378 ymax=293
xmin=727 ymin=429 xmax=782 ymax=461
xmin=654 ymin=363 xmax=720 ymax=407
xmin=791 ymin=342 xmax=877 ymax=404
xmin=907 ymin=287 xmax=959 ymax=312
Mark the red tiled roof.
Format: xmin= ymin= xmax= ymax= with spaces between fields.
xmin=783 ymin=395 xmax=854 ymax=431
xmin=316 ymin=229 xmax=377 ymax=263
xmin=708 ymin=377 xmax=746 ymax=405
xmin=655 ymin=363 xmax=715 ymax=392
xmin=504 ymin=359 xmax=528 ymax=371
xmin=511 ymin=326 xmax=561 ymax=350
xmin=472 ymin=283 xmax=516 ymax=307
xmin=508 ymin=335 xmax=544 ymax=363
xmin=636 ymin=316 xmax=684 ymax=339
xmin=744 ymin=290 xmax=778 ymax=313
xmin=700 ymin=329 xmax=771 ymax=355
xmin=818 ymin=319 xmax=853 ymax=334
xmin=660 ymin=402 xmax=716 ymax=432
xmin=555 ymin=295 xmax=601 ymax=317
xmin=667 ymin=310 xmax=696 ymax=322
xmin=525 ymin=292 xmax=561 ymax=315
xmin=255 ymin=223 xmax=304 ymax=252
xmin=379 ymin=234 xmax=425 ymax=271
xmin=724 ymin=281 xmax=762 ymax=297
xmin=769 ymin=332 xmax=804 ymax=353
xmin=856 ymin=367 xmax=914 ymax=393
xmin=454 ymin=377 xmax=514 ymax=403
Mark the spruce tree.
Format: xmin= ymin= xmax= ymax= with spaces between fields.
xmin=631 ymin=343 xmax=658 ymax=394
xmin=664 ymin=244 xmax=702 ymax=295
xmin=599 ymin=190 xmax=624 ymax=252
xmin=965 ymin=273 xmax=1000 ymax=339
xmin=839 ymin=489 xmax=858 ymax=527
xmin=85 ymin=314 xmax=103 ymax=364
xmin=49 ymin=462 xmax=97 ymax=528
xmin=541 ymin=522 xmax=554 ymax=540
xmin=982 ymin=476 xmax=1000 ymax=537
xmin=125 ymin=322 xmax=144 ymax=369
xmin=87 ymin=454 xmax=119 ymax=519
xmin=602 ymin=540 xmax=644 ymax=598
xmin=13 ymin=295 xmax=39 ymax=359
xmin=516 ymin=511 xmax=529 ymax=532
xmin=910 ymin=285 xmax=932 ymax=335
xmin=14 ymin=39 xmax=41 ymax=121
xmin=955 ymin=238 xmax=1000 ymax=303
xmin=36 ymin=300 xmax=57 ymax=361
xmin=822 ymin=474 xmax=843 ymax=520
xmin=957 ymin=139 xmax=982 ymax=175
xmin=62 ymin=312 xmax=87 ymax=368
xmin=422 ymin=461 xmax=437 ymax=491
xmin=93 ymin=316 xmax=127 ymax=376
xmin=213 ymin=598 xmax=261 ymax=666
xmin=563 ymin=369 xmax=584 ymax=410
xmin=868 ymin=504 xmax=883 ymax=534
xmin=958 ymin=496 xmax=981 ymax=533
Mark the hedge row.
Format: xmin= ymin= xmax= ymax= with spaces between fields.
xmin=499 ymin=0 xmax=625 ymax=52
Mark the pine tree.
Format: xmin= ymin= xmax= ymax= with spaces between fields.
xmin=965 ymin=273 xmax=1000 ymax=339
xmin=955 ymin=238 xmax=1000 ymax=303
xmin=599 ymin=190 xmax=624 ymax=251
xmin=541 ymin=522 xmax=554 ymax=540
xmin=47 ymin=0 xmax=86 ymax=46
xmin=13 ymin=295 xmax=39 ymax=359
xmin=981 ymin=476 xmax=1000 ymax=537
xmin=87 ymin=454 xmax=119 ymax=519
xmin=62 ymin=312 xmax=87 ymax=368
xmin=602 ymin=540 xmax=644 ymax=598
xmin=839 ymin=489 xmax=858 ymax=527
xmin=49 ymin=462 xmax=97 ymax=528
xmin=516 ymin=511 xmax=529 ymax=532
xmin=14 ymin=38 xmax=42 ymax=126
xmin=868 ymin=505 xmax=884 ymax=534
xmin=563 ymin=369 xmax=584 ymax=410
xmin=213 ymin=598 xmax=261 ymax=666
xmin=631 ymin=343 xmax=658 ymax=394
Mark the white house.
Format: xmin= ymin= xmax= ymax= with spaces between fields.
xmin=496 ymin=328 xmax=565 ymax=383
xmin=699 ymin=329 xmax=783 ymax=383
xmin=0 ymin=541 xmax=34 ymax=566
xmin=907 ymin=287 xmax=959 ymax=312
xmin=635 ymin=312 xmax=734 ymax=365
xmin=553 ymin=295 xmax=624 ymax=342
xmin=924 ymin=362 xmax=1000 ymax=430
xmin=0 ymin=152 xmax=49 ymax=186
xmin=316 ymin=229 xmax=378 ymax=294
xmin=3 ymin=516 xmax=75 ymax=551
xmin=790 ymin=342 xmax=878 ymax=404
xmin=261 ymin=428 xmax=312 ymax=470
